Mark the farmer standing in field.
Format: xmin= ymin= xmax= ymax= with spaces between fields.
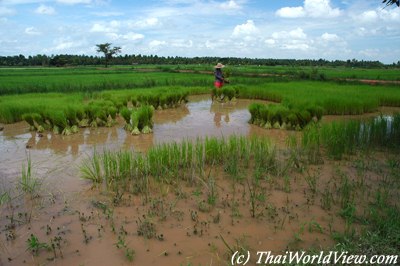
xmin=214 ymin=63 xmax=225 ymax=89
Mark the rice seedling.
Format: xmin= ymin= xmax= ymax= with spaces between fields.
xmin=80 ymin=151 xmax=102 ymax=184
xmin=19 ymin=155 xmax=40 ymax=196
xmin=283 ymin=175 xmax=291 ymax=193
xmin=136 ymin=215 xmax=157 ymax=239
xmin=246 ymin=179 xmax=257 ymax=218
xmin=0 ymin=191 xmax=10 ymax=206
xmin=26 ymin=234 xmax=49 ymax=256
xmin=336 ymin=171 xmax=355 ymax=214
xmin=302 ymin=123 xmax=323 ymax=164
xmin=304 ymin=169 xmax=319 ymax=195
xmin=21 ymin=113 xmax=35 ymax=131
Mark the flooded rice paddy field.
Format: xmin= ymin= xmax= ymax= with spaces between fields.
xmin=0 ymin=95 xmax=399 ymax=265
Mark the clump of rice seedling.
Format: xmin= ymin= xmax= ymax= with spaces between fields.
xmin=21 ymin=113 xmax=36 ymax=131
xmin=65 ymin=106 xmax=78 ymax=126
xmin=120 ymin=107 xmax=131 ymax=124
xmin=20 ymin=155 xmax=41 ymax=197
xmin=47 ymin=110 xmax=68 ymax=134
xmin=31 ymin=113 xmax=45 ymax=132
xmin=121 ymin=105 xmax=154 ymax=135
xmin=130 ymin=111 xmax=140 ymax=135
xmin=80 ymin=151 xmax=102 ymax=184
xmin=137 ymin=105 xmax=154 ymax=134
xmin=222 ymin=87 xmax=237 ymax=101
xmin=26 ymin=234 xmax=49 ymax=256
xmin=136 ymin=215 xmax=156 ymax=239
xmin=302 ymin=123 xmax=323 ymax=164
xmin=248 ymin=103 xmax=263 ymax=124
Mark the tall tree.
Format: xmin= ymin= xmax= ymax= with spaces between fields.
xmin=382 ymin=0 xmax=400 ymax=7
xmin=96 ymin=43 xmax=121 ymax=68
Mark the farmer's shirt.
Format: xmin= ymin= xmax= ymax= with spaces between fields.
xmin=214 ymin=69 xmax=224 ymax=82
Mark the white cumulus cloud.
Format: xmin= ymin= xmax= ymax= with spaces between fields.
xmin=171 ymin=39 xmax=193 ymax=48
xmin=0 ymin=6 xmax=15 ymax=16
xmin=276 ymin=6 xmax=305 ymax=18
xmin=105 ymin=32 xmax=144 ymax=42
xmin=35 ymin=4 xmax=56 ymax=15
xmin=25 ymin=26 xmax=41 ymax=35
xmin=56 ymin=0 xmax=92 ymax=5
xmin=320 ymin=32 xmax=340 ymax=42
xmin=276 ymin=0 xmax=341 ymax=19
xmin=220 ymin=0 xmax=241 ymax=10
xmin=232 ymin=20 xmax=258 ymax=37
xmin=149 ymin=40 xmax=167 ymax=49
xmin=129 ymin=17 xmax=161 ymax=29
xmin=272 ymin=28 xmax=307 ymax=40
xmin=122 ymin=32 xmax=144 ymax=41
xmin=90 ymin=21 xmax=120 ymax=33
xmin=267 ymin=28 xmax=313 ymax=52
xmin=355 ymin=8 xmax=400 ymax=24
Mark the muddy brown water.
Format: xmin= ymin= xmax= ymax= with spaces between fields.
xmin=0 ymin=95 xmax=399 ymax=266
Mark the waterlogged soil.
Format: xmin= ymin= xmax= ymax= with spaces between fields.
xmin=0 ymin=95 xmax=399 ymax=265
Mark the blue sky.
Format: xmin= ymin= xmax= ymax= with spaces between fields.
xmin=0 ymin=0 xmax=399 ymax=63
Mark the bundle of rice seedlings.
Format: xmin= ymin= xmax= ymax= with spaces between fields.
xmin=142 ymin=125 xmax=152 ymax=134
xmin=181 ymin=91 xmax=189 ymax=103
xmin=248 ymin=103 xmax=263 ymax=124
xmin=95 ymin=117 xmax=106 ymax=127
xmin=130 ymin=111 xmax=140 ymax=135
xmin=264 ymin=121 xmax=272 ymax=129
xmin=120 ymin=107 xmax=131 ymax=124
xmin=76 ymin=106 xmax=85 ymax=121
xmin=31 ymin=113 xmax=45 ymax=132
xmin=222 ymin=87 xmax=235 ymax=101
xmin=22 ymin=113 xmax=35 ymax=131
xmin=62 ymin=126 xmax=72 ymax=136
xmin=90 ymin=121 xmax=98 ymax=128
xmin=287 ymin=113 xmax=299 ymax=129
xmin=49 ymin=111 xmax=68 ymax=132
xmin=106 ymin=115 xmax=115 ymax=127
xmin=159 ymin=95 xmax=167 ymax=109
xmin=107 ymin=106 xmax=118 ymax=120
xmin=71 ymin=125 xmax=79 ymax=133
xmin=131 ymin=96 xmax=139 ymax=107
xmin=65 ymin=106 xmax=78 ymax=126
xmin=138 ymin=95 xmax=149 ymax=106
xmin=260 ymin=107 xmax=269 ymax=126
xmin=53 ymin=125 xmax=61 ymax=134
xmin=273 ymin=121 xmax=281 ymax=129
xmin=165 ymin=93 xmax=175 ymax=107
xmin=149 ymin=94 xmax=160 ymax=108
xmin=297 ymin=110 xmax=312 ymax=127
xmin=305 ymin=105 xmax=324 ymax=121
xmin=78 ymin=119 xmax=89 ymax=128
xmin=136 ymin=105 xmax=154 ymax=134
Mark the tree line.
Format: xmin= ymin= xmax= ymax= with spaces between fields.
xmin=0 ymin=54 xmax=399 ymax=68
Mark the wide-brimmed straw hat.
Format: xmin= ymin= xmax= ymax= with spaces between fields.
xmin=214 ymin=63 xmax=225 ymax=68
